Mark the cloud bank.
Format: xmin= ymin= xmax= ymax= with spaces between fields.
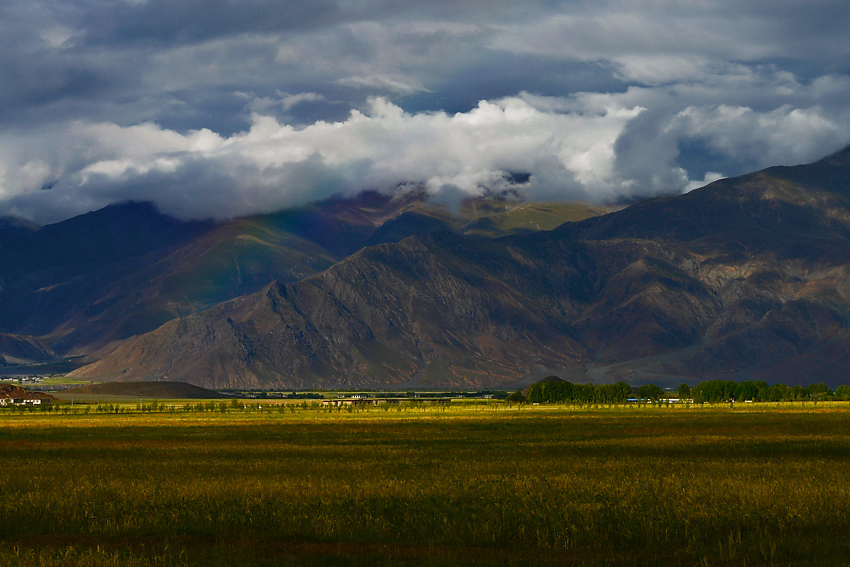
xmin=1 ymin=0 xmax=849 ymax=223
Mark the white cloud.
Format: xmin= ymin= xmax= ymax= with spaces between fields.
xmin=337 ymin=73 xmax=428 ymax=94
xmin=489 ymin=2 xmax=850 ymax=80
xmin=280 ymin=92 xmax=325 ymax=111
xmin=39 ymin=26 xmax=76 ymax=49
xmin=686 ymin=172 xmax=725 ymax=192
xmin=243 ymin=91 xmax=327 ymax=115
xmin=0 ymin=96 xmax=640 ymax=221
xmin=2 ymin=85 xmax=850 ymax=224
xmin=2 ymin=0 xmax=850 ymax=224
xmin=673 ymin=104 xmax=850 ymax=166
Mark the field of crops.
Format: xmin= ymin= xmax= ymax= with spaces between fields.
xmin=1 ymin=403 xmax=849 ymax=566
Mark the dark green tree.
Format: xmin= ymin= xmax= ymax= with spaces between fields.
xmin=637 ymin=384 xmax=664 ymax=401
xmin=505 ymin=390 xmax=526 ymax=403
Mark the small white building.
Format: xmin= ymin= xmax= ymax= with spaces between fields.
xmin=1 ymin=397 xmax=44 ymax=406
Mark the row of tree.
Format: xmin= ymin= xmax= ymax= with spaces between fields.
xmin=507 ymin=378 xmax=850 ymax=404
xmin=689 ymin=380 xmax=850 ymax=403
xmin=510 ymin=380 xmax=634 ymax=404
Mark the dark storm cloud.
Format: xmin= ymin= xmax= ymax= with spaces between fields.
xmin=82 ymin=0 xmax=342 ymax=46
xmin=1 ymin=0 xmax=849 ymax=223
xmin=409 ymin=54 xmax=622 ymax=116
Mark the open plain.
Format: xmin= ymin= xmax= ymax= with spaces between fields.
xmin=1 ymin=403 xmax=849 ymax=566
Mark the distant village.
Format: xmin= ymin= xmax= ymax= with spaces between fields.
xmin=0 ymin=384 xmax=48 ymax=406
xmin=0 ymin=376 xmax=56 ymax=405
xmin=0 ymin=395 xmax=44 ymax=406
xmin=4 ymin=375 xmax=49 ymax=384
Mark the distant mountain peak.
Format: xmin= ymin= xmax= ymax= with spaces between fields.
xmin=13 ymin=148 xmax=850 ymax=388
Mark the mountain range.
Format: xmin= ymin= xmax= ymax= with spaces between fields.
xmin=3 ymin=147 xmax=850 ymax=388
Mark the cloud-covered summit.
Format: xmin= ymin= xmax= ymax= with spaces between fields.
xmin=1 ymin=0 xmax=849 ymax=223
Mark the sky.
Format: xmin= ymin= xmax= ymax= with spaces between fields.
xmin=1 ymin=0 xmax=849 ymax=224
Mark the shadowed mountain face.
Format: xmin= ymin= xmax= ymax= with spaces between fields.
xmin=0 ymin=333 xmax=57 ymax=365
xmin=69 ymin=231 xmax=737 ymax=388
xmin=73 ymin=236 xmax=596 ymax=388
xmin=0 ymin=192 xmax=606 ymax=355
xmin=71 ymin=147 xmax=850 ymax=388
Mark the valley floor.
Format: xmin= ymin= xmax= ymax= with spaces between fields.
xmin=1 ymin=403 xmax=849 ymax=566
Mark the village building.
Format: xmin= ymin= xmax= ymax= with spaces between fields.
xmin=1 ymin=397 xmax=44 ymax=406
xmin=320 ymin=396 xmax=450 ymax=408
xmin=0 ymin=384 xmax=52 ymax=406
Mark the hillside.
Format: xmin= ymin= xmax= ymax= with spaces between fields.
xmin=73 ymin=146 xmax=850 ymax=388
xmin=0 ymin=192 xmax=605 ymax=354
xmin=0 ymin=384 xmax=56 ymax=401
xmin=62 ymin=381 xmax=228 ymax=399
xmin=0 ymin=333 xmax=57 ymax=365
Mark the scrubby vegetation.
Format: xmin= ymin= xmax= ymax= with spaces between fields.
xmin=1 ymin=404 xmax=850 ymax=566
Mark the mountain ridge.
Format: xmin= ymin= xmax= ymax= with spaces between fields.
xmin=0 ymin=192 xmax=608 ymax=356
xmin=71 ymin=146 xmax=850 ymax=388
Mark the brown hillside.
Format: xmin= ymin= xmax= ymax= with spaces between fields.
xmin=62 ymin=381 xmax=228 ymax=399
xmin=0 ymin=333 xmax=57 ymax=364
xmin=0 ymin=384 xmax=56 ymax=401
xmin=72 ymin=146 xmax=850 ymax=389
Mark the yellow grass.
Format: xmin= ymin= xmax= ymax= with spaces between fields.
xmin=1 ymin=403 xmax=849 ymax=566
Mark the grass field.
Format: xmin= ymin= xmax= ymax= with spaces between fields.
xmin=1 ymin=403 xmax=849 ymax=566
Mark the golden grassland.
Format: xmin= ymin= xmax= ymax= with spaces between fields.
xmin=1 ymin=403 xmax=849 ymax=566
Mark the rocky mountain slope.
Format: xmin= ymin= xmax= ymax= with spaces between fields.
xmin=0 ymin=191 xmax=601 ymax=355
xmin=72 ymin=146 xmax=850 ymax=388
xmin=0 ymin=333 xmax=57 ymax=366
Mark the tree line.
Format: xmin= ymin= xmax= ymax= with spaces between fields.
xmin=508 ymin=380 xmax=633 ymax=404
xmin=506 ymin=378 xmax=850 ymax=404
xmin=690 ymin=380 xmax=850 ymax=403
